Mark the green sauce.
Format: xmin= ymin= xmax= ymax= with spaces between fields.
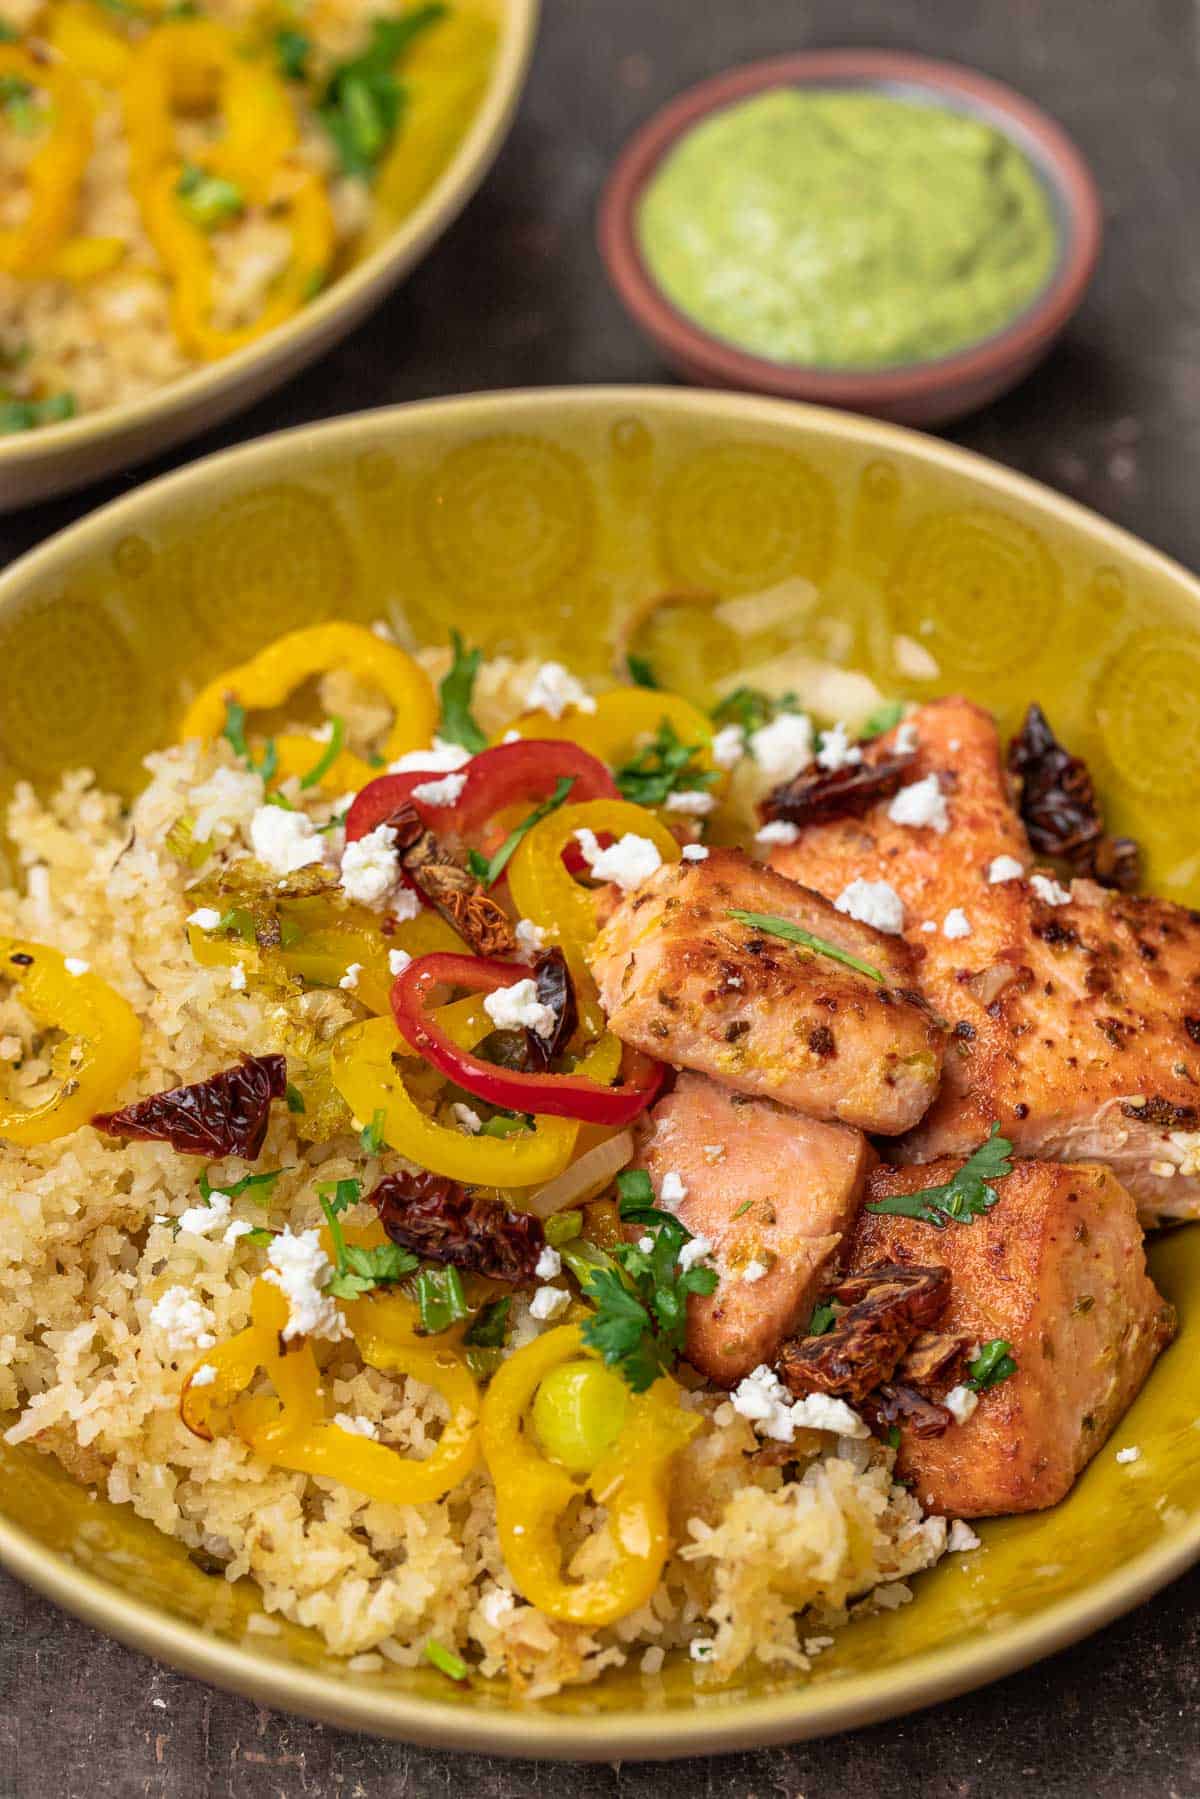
xmin=636 ymin=88 xmax=1059 ymax=369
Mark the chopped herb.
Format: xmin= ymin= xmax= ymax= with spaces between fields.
xmin=807 ymin=1301 xmax=837 ymax=1336
xmin=965 ymin=1337 xmax=1017 ymax=1392
xmin=215 ymin=905 xmax=257 ymax=944
xmin=360 ymin=1106 xmax=387 ymax=1154
xmin=731 ymin=1199 xmax=752 ymax=1220
xmin=478 ymin=1108 xmax=533 ymax=1138
xmin=464 ymin=1296 xmax=510 ymax=1347
xmin=470 ymin=775 xmax=575 ymax=889
xmin=423 ymin=1640 xmax=468 ymax=1682
xmin=614 ymin=1167 xmax=655 ymax=1218
xmin=465 ymin=1345 xmax=504 ymax=1381
xmin=176 ymin=162 xmax=245 ymax=230
xmin=263 ymin=787 xmax=295 ymax=812
xmin=318 ymin=6 xmax=446 ymax=176
xmin=886 ymin=1424 xmax=902 ymax=1450
xmin=861 ymin=700 xmax=906 ymax=740
xmin=415 ymin=1264 xmax=470 ymax=1334
xmin=866 ymin=1125 xmax=1014 ymax=1229
xmin=438 ymin=630 xmax=488 ymax=753
xmin=543 ymin=1208 xmax=583 ymax=1248
xmin=300 ymin=716 xmax=345 ymax=789
xmin=726 ymin=909 xmax=885 ymax=985
xmin=242 ymin=1226 xmax=276 ymax=1248
xmin=285 ymin=1083 xmax=306 ymax=1115
xmin=274 ymin=26 xmax=312 ymax=80
xmin=320 ymin=1183 xmax=415 ymax=1298
xmin=626 ymin=653 xmax=659 ymax=690
xmin=0 ymin=75 xmax=38 ymax=135
xmin=316 ymin=1176 xmax=362 ymax=1215
xmin=222 ymin=699 xmax=277 ymax=780
xmin=710 ymin=687 xmax=800 ymax=735
xmin=0 ymin=389 xmax=76 ymax=434
xmin=614 ymin=718 xmax=718 ymax=809
xmin=199 ymin=1166 xmax=288 ymax=1205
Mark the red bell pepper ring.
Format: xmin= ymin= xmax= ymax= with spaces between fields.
xmin=345 ymin=740 xmax=618 ymax=844
xmin=391 ymin=952 xmax=664 ymax=1125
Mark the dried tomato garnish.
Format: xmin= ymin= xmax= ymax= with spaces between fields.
xmin=526 ymin=948 xmax=577 ymax=1070
xmin=369 ymin=1169 xmax=544 ymax=1283
xmin=862 ymin=1382 xmax=952 ymax=1439
xmin=385 ymin=801 xmax=516 ymax=958
xmin=93 ymin=1053 xmax=286 ymax=1159
xmin=895 ymin=1329 xmax=973 ymax=1392
xmin=777 ymin=1261 xmax=950 ymax=1404
xmin=759 ymin=753 xmax=914 ymax=829
xmin=1008 ymin=704 xmax=1141 ymax=892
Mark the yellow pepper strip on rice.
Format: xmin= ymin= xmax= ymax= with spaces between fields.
xmin=0 ymin=45 xmax=93 ymax=278
xmin=0 ymin=938 xmax=141 ymax=1145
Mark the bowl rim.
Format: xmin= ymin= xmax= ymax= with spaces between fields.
xmin=1 ymin=385 xmax=1198 ymax=1756
xmin=0 ymin=0 xmax=539 ymax=485
xmin=597 ymin=49 xmax=1103 ymax=404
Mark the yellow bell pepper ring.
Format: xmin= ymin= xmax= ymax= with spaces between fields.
xmin=0 ymin=47 xmax=93 ymax=279
xmin=0 ymin=938 xmax=142 ymax=1146
xmin=480 ymin=1324 xmax=701 ymax=1627
xmin=268 ymin=732 xmax=377 ymax=797
xmin=179 ymin=623 xmax=438 ymax=765
xmin=501 ymin=689 xmax=722 ymax=789
xmin=507 ymin=798 xmax=681 ymax=951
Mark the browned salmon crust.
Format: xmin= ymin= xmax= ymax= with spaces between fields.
xmin=772 ymin=697 xmax=1200 ymax=1221
xmin=635 ymin=1072 xmax=874 ymax=1383
xmin=850 ymin=1158 xmax=1175 ymax=1516
xmin=589 ymin=848 xmax=945 ymax=1134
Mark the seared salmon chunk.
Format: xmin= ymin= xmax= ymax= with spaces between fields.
xmin=849 ymin=1157 xmax=1175 ymax=1516
xmin=635 ymin=1072 xmax=874 ymax=1383
xmin=589 ymin=848 xmax=945 ymax=1134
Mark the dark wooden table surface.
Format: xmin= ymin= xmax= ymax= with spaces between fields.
xmin=4 ymin=0 xmax=1200 ymax=1791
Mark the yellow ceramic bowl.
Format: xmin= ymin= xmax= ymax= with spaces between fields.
xmin=1 ymin=389 xmax=1198 ymax=1756
xmin=0 ymin=0 xmax=538 ymax=514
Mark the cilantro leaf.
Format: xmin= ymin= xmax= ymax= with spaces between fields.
xmin=965 ymin=1337 xmax=1017 ymax=1392
xmin=464 ymin=1296 xmax=510 ymax=1348
xmin=317 ymin=1177 xmax=362 ymax=1215
xmin=299 ymin=716 xmax=345 ymax=789
xmin=438 ymin=630 xmax=488 ymax=753
xmin=176 ymin=163 xmax=245 ymax=231
xmin=580 ymin=1267 xmax=662 ymax=1394
xmin=860 ymin=700 xmax=906 ymax=740
xmin=285 ymin=1083 xmax=306 ymax=1115
xmin=867 ymin=1126 xmax=1014 ymax=1228
xmin=807 ymin=1301 xmax=837 ymax=1336
xmin=0 ymin=390 xmax=75 ymax=435
xmin=626 ymin=653 xmax=659 ymax=690
xmin=318 ymin=7 xmax=446 ymax=177
xmin=222 ymin=699 xmax=277 ymax=780
xmin=415 ymin=1265 xmax=469 ymax=1334
xmin=472 ymin=775 xmax=575 ymax=889
xmin=478 ymin=1109 xmax=533 ymax=1138
xmin=360 ymin=1107 xmax=387 ymax=1154
xmin=319 ymin=1180 xmax=413 ymax=1299
xmin=614 ymin=718 xmax=718 ymax=809
xmin=710 ymin=687 xmax=800 ymax=735
xmin=578 ymin=1186 xmax=717 ymax=1393
xmin=199 ymin=1166 xmax=288 ymax=1205
xmin=726 ymin=909 xmax=885 ymax=985
xmin=275 ymin=26 xmax=312 ymax=80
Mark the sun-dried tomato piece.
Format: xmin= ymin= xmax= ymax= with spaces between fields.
xmin=1008 ymin=704 xmax=1141 ymax=891
xmin=759 ymin=753 xmax=915 ymax=829
xmin=526 ymin=948 xmax=578 ymax=1070
xmin=92 ymin=1054 xmax=286 ymax=1159
xmin=862 ymin=1382 xmax=952 ymax=1439
xmin=895 ymin=1329 xmax=973 ymax=1391
xmin=385 ymin=801 xmax=516 ymax=957
xmin=777 ymin=1261 xmax=950 ymax=1404
xmin=369 ymin=1169 xmax=544 ymax=1283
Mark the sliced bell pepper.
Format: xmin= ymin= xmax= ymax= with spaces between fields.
xmin=506 ymin=798 xmax=680 ymax=954
xmin=0 ymin=47 xmax=93 ymax=279
xmin=268 ymin=732 xmax=377 ymax=797
xmin=501 ymin=688 xmax=721 ymax=787
xmin=0 ymin=939 xmax=141 ymax=1145
xmin=344 ymin=738 xmax=617 ymax=845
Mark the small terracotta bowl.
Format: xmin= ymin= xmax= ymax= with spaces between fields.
xmin=598 ymin=50 xmax=1102 ymax=426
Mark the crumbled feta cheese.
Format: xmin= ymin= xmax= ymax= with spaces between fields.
xmin=1115 ymin=1445 xmax=1141 ymax=1465
xmin=525 ymin=662 xmax=596 ymax=718
xmin=677 ymin=1233 xmax=713 ymax=1274
xmin=791 ymin=1391 xmax=870 ymax=1438
xmin=942 ymin=908 xmax=972 ymax=940
xmin=188 ymin=764 xmax=264 ymax=846
xmin=755 ymin=820 xmax=799 ymax=845
xmin=987 ymin=854 xmax=1025 ymax=884
xmin=63 ymin=957 xmax=90 ymax=976
xmin=659 ymin=1170 xmax=688 ymax=1209
xmin=574 ymin=828 xmax=663 ymax=891
xmin=479 ymin=1587 xmax=515 ymax=1630
xmin=177 ymin=1192 xmax=231 ymax=1236
xmin=741 ymin=1257 xmax=769 ymax=1284
xmin=711 ymin=723 xmax=747 ymax=769
xmin=689 ymin=1639 xmax=716 ymax=1662
xmin=410 ymin=772 xmax=468 ymax=807
xmin=664 ymin=789 xmax=716 ymax=816
xmin=817 ymin=722 xmax=863 ymax=772
xmin=264 ymin=1228 xmax=347 ymax=1342
xmin=887 ymin=774 xmax=949 ymax=834
xmin=529 ymin=1285 xmax=570 ymax=1322
xmin=535 ymin=1245 xmax=562 ymax=1280
xmin=387 ymin=740 xmax=473 ymax=775
xmin=249 ymin=805 xmax=325 ymax=874
xmin=339 ymin=962 xmax=363 ymax=991
xmin=187 ymin=907 xmax=223 ymax=931
xmin=942 ymin=1384 xmax=979 ymax=1425
xmin=893 ymin=721 xmax=919 ymax=756
xmin=1031 ymin=872 xmax=1071 ymax=907
xmin=334 ymin=1413 xmax=379 ymax=1439
xmin=483 ymin=978 xmax=556 ymax=1038
xmin=682 ymin=843 xmax=709 ymax=862
xmin=229 ymin=963 xmax=247 ymax=992
xmin=947 ymin=1519 xmax=982 ymax=1553
xmin=835 ymin=877 xmax=904 ymax=935
xmin=340 ymin=823 xmax=400 ymax=907
xmin=730 ymin=1365 xmax=798 ymax=1441
xmin=150 ymin=1286 xmax=216 ymax=1352
xmin=514 ymin=918 xmax=547 ymax=961
xmin=388 ymin=948 xmax=412 ymax=977
xmin=190 ymin=1364 xmax=217 ymax=1388
xmin=224 ymin=1219 xmax=255 ymax=1246
xmin=749 ymin=712 xmax=813 ymax=782
xmin=451 ymin=1102 xmax=482 ymax=1134
xmin=637 ymin=1234 xmax=656 ymax=1254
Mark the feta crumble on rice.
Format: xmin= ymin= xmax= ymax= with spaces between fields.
xmin=150 ymin=1286 xmax=217 ymax=1352
xmin=63 ymin=957 xmax=90 ymax=976
xmin=835 ymin=877 xmax=904 ymax=935
xmin=711 ymin=723 xmax=747 ymax=768
xmin=987 ymin=854 xmax=1025 ymax=883
xmin=190 ymin=1364 xmax=217 ymax=1388
xmin=410 ymin=773 xmax=468 ymax=807
xmin=177 ymin=1192 xmax=231 ymax=1236
xmin=677 ymin=1233 xmax=713 ymax=1274
xmin=682 ymin=843 xmax=709 ymax=861
xmin=224 ymin=1219 xmax=254 ymax=1246
xmin=187 ymin=907 xmax=222 ymax=930
xmin=483 ymin=978 xmax=556 ymax=1038
xmin=1031 ymin=872 xmax=1072 ymax=907
xmin=665 ymin=789 xmax=716 ymax=816
xmin=942 ymin=1384 xmax=979 ymax=1425
xmin=1115 ymin=1445 xmax=1141 ymax=1465
xmin=574 ymin=828 xmax=663 ymax=891
xmin=249 ymin=805 xmax=325 ymax=874
xmin=264 ymin=1229 xmax=347 ymax=1343
xmin=334 ymin=1414 xmax=379 ymax=1440
xmin=529 ymin=1285 xmax=570 ymax=1322
xmin=790 ymin=1392 xmax=870 ymax=1438
xmin=338 ymin=963 xmax=362 ymax=991
xmin=229 ymin=964 xmax=247 ymax=992
xmin=514 ymin=918 xmax=547 ymax=960
xmin=755 ymin=820 xmax=800 ymax=846
xmin=451 ymin=1102 xmax=482 ymax=1135
xmin=535 ymin=1245 xmax=562 ymax=1280
xmin=947 ymin=1520 xmax=981 ymax=1553
xmin=524 ymin=662 xmax=596 ymax=718
xmin=942 ymin=908 xmax=972 ymax=940
xmin=659 ymin=1170 xmax=688 ymax=1209
xmin=748 ymin=712 xmax=813 ymax=782
xmin=340 ymin=823 xmax=400 ymax=906
xmin=887 ymin=773 xmax=949 ymax=834
xmin=388 ymin=948 xmax=412 ymax=977
xmin=387 ymin=739 xmax=472 ymax=774
xmin=731 ymin=1365 xmax=869 ymax=1444
xmin=817 ymin=722 xmax=863 ymax=771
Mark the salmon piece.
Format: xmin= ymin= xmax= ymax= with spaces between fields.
xmin=773 ymin=699 xmax=1200 ymax=1222
xmin=850 ymin=1158 xmax=1175 ymax=1516
xmin=588 ymin=847 xmax=945 ymax=1134
xmin=635 ymin=1072 xmax=874 ymax=1384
